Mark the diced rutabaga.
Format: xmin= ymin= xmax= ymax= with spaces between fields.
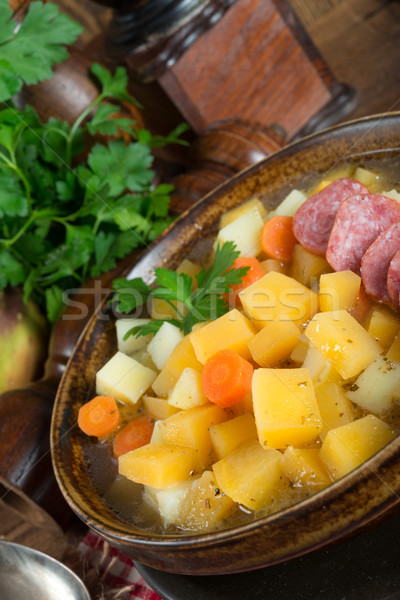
xmin=319 ymin=414 xmax=396 ymax=480
xmin=280 ymin=447 xmax=331 ymax=490
xmin=96 ymin=351 xmax=157 ymax=405
xmin=366 ymin=307 xmax=400 ymax=352
xmin=289 ymin=244 xmax=331 ymax=289
xmin=319 ymin=271 xmax=361 ymax=313
xmin=248 ymin=317 xmax=300 ymax=367
xmin=147 ymin=321 xmax=184 ymax=370
xmin=269 ymin=189 xmax=307 ymax=218
xmin=209 ymin=413 xmax=258 ymax=460
xmin=115 ymin=318 xmax=152 ymax=355
xmin=219 ymin=197 xmax=267 ymax=229
xmin=216 ymin=209 xmax=264 ymax=257
xmin=304 ymin=310 xmax=381 ymax=380
xmin=345 ymin=355 xmax=400 ymax=414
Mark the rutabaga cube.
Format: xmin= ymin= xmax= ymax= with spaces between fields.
xmin=269 ymin=189 xmax=307 ymax=218
xmin=345 ymin=355 xmax=400 ymax=414
xmin=147 ymin=321 xmax=184 ymax=370
xmin=168 ymin=367 xmax=208 ymax=409
xmin=219 ymin=197 xmax=267 ymax=229
xmin=216 ymin=209 xmax=264 ymax=257
xmin=96 ymin=351 xmax=157 ymax=405
xmin=115 ymin=318 xmax=152 ymax=355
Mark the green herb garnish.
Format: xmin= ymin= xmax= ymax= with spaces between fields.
xmin=0 ymin=3 xmax=189 ymax=323
xmin=112 ymin=241 xmax=250 ymax=336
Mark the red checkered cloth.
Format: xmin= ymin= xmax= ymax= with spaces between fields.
xmin=79 ymin=530 xmax=162 ymax=599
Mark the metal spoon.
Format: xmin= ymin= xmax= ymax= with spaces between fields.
xmin=0 ymin=540 xmax=90 ymax=600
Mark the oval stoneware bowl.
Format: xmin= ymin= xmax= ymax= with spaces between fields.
xmin=52 ymin=112 xmax=400 ymax=575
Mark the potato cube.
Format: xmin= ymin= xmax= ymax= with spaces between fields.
xmin=212 ymin=439 xmax=288 ymax=511
xmin=252 ymin=368 xmax=322 ymax=449
xmin=320 ymin=415 xmax=396 ymax=480
xmin=302 ymin=344 xmax=341 ymax=388
xmin=289 ymin=244 xmax=331 ymax=289
xmin=304 ymin=310 xmax=381 ymax=379
xmin=280 ymin=447 xmax=331 ymax=490
xmin=115 ymin=318 xmax=152 ymax=355
xmin=219 ymin=198 xmax=267 ymax=229
xmin=354 ymin=166 xmax=380 ymax=190
xmin=118 ymin=443 xmax=197 ymax=488
xmin=386 ymin=334 xmax=400 ymax=362
xmin=290 ymin=334 xmax=309 ymax=363
xmin=147 ymin=321 xmax=184 ymax=370
xmin=248 ymin=318 xmax=300 ymax=367
xmin=152 ymin=335 xmax=203 ymax=397
xmin=216 ymin=209 xmax=264 ymax=257
xmin=168 ymin=368 xmax=208 ymax=409
xmin=150 ymin=297 xmax=182 ymax=321
xmin=239 ymin=271 xmax=318 ymax=328
xmin=209 ymin=413 xmax=258 ymax=460
xmin=176 ymin=258 xmax=202 ymax=280
xmin=96 ymin=351 xmax=157 ymax=405
xmin=260 ymin=259 xmax=285 ymax=275
xmin=345 ymin=355 xmax=400 ymax=414
xmin=145 ymin=479 xmax=193 ymax=525
xmin=143 ymin=395 xmax=180 ymax=420
xmin=176 ymin=471 xmax=236 ymax=532
xmin=319 ymin=271 xmax=361 ymax=312
xmin=190 ymin=308 xmax=256 ymax=364
xmin=161 ymin=404 xmax=227 ymax=469
xmin=223 ymin=393 xmax=254 ymax=419
xmin=149 ymin=420 xmax=165 ymax=444
xmin=270 ymin=189 xmax=307 ymax=218
xmin=366 ymin=307 xmax=400 ymax=351
xmin=315 ymin=382 xmax=355 ymax=440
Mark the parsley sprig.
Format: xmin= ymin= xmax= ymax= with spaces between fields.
xmin=112 ymin=241 xmax=250 ymax=336
xmin=0 ymin=5 xmax=189 ymax=322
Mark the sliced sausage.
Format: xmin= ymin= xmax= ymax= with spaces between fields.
xmin=326 ymin=193 xmax=400 ymax=275
xmin=361 ymin=222 xmax=400 ymax=303
xmin=293 ymin=178 xmax=368 ymax=256
xmin=388 ymin=250 xmax=400 ymax=309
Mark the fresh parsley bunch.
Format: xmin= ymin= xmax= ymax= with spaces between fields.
xmin=0 ymin=1 xmax=188 ymax=323
xmin=112 ymin=241 xmax=250 ymax=336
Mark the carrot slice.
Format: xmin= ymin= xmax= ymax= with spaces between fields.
xmin=224 ymin=257 xmax=265 ymax=306
xmin=261 ymin=215 xmax=296 ymax=262
xmin=113 ymin=414 xmax=155 ymax=458
xmin=201 ymin=349 xmax=254 ymax=408
xmin=78 ymin=395 xmax=120 ymax=438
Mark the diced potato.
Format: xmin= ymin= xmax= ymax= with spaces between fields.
xmin=304 ymin=310 xmax=381 ymax=379
xmin=290 ymin=334 xmax=309 ymax=363
xmin=354 ymin=166 xmax=380 ymax=190
xmin=152 ymin=335 xmax=203 ymax=397
xmin=150 ymin=420 xmax=165 ymax=444
xmin=147 ymin=321 xmax=184 ymax=370
xmin=252 ymin=368 xmax=322 ymax=449
xmin=239 ymin=271 xmax=318 ymax=328
xmin=212 ymin=439 xmax=289 ymax=511
xmin=260 ymin=258 xmax=285 ymax=275
xmin=366 ymin=307 xmax=400 ymax=351
xmin=383 ymin=189 xmax=400 ymax=203
xmin=270 ymin=189 xmax=307 ymax=218
xmin=176 ymin=471 xmax=236 ymax=532
xmin=118 ymin=443 xmax=197 ymax=488
xmin=209 ymin=413 xmax=258 ymax=460
xmin=190 ymin=308 xmax=256 ymax=364
xmin=310 ymin=179 xmax=332 ymax=194
xmin=115 ymin=318 xmax=152 ymax=355
xmin=160 ymin=404 xmax=227 ymax=469
xmin=219 ymin=198 xmax=267 ymax=229
xmin=320 ymin=415 xmax=396 ymax=480
xmin=280 ymin=447 xmax=331 ymax=490
xmin=216 ymin=209 xmax=264 ymax=257
xmin=345 ymin=355 xmax=400 ymax=414
xmin=145 ymin=479 xmax=193 ymax=526
xmin=143 ymin=395 xmax=180 ymax=420
xmin=302 ymin=344 xmax=341 ymax=388
xmin=248 ymin=318 xmax=300 ymax=367
xmin=319 ymin=271 xmax=361 ymax=312
xmin=168 ymin=367 xmax=208 ymax=409
xmin=130 ymin=349 xmax=157 ymax=370
xmin=386 ymin=334 xmax=400 ymax=362
xmin=150 ymin=297 xmax=182 ymax=321
xmin=224 ymin=393 xmax=254 ymax=418
xmin=315 ymin=382 xmax=355 ymax=440
xmin=289 ymin=245 xmax=331 ymax=289
xmin=96 ymin=351 xmax=157 ymax=405
xmin=176 ymin=258 xmax=202 ymax=280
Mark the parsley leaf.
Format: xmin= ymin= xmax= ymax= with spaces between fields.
xmin=111 ymin=242 xmax=250 ymax=336
xmin=0 ymin=0 xmax=82 ymax=101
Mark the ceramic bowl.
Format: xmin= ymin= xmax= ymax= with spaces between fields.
xmin=51 ymin=112 xmax=400 ymax=575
